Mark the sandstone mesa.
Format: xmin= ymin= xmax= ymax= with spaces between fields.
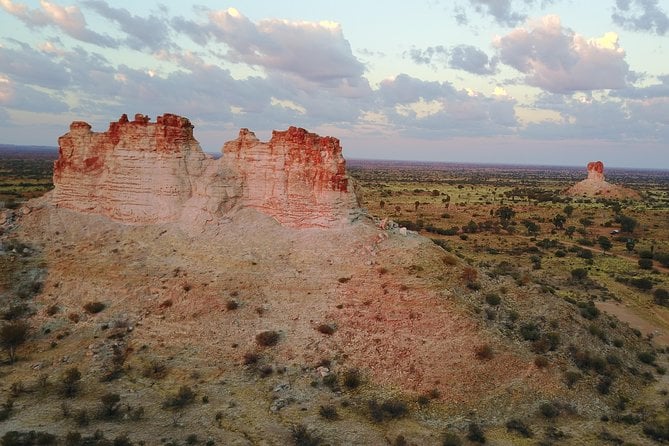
xmin=565 ymin=160 xmax=640 ymax=199
xmin=52 ymin=113 xmax=359 ymax=228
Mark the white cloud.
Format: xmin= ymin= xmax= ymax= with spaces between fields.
xmin=494 ymin=15 xmax=631 ymax=93
xmin=0 ymin=0 xmax=117 ymax=47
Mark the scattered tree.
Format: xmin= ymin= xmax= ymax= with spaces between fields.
xmin=597 ymin=236 xmax=612 ymax=252
xmin=617 ymin=214 xmax=638 ymax=233
xmin=0 ymin=321 xmax=29 ymax=364
xmin=61 ymin=367 xmax=82 ymax=397
xmin=552 ymin=214 xmax=566 ymax=229
xmin=626 ymin=239 xmax=636 ymax=253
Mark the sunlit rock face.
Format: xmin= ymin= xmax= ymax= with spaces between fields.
xmin=565 ymin=160 xmax=640 ymax=199
xmin=222 ymin=126 xmax=357 ymax=227
xmin=586 ymin=161 xmax=605 ymax=182
xmin=52 ymin=113 xmax=357 ymax=228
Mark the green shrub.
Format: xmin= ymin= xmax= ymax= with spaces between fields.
xmin=0 ymin=320 xmax=29 ymax=363
xmin=484 ymin=293 xmax=501 ymax=306
xmin=630 ymin=277 xmax=653 ymax=291
xmin=539 ymin=402 xmax=559 ymax=418
xmin=571 ymin=268 xmax=588 ymax=281
xmin=368 ymin=399 xmax=408 ymax=422
xmin=638 ymin=351 xmax=657 ymax=365
xmin=638 ymin=258 xmax=654 ymax=270
xmin=654 ymin=288 xmax=669 ymax=306
xmin=579 ymin=301 xmax=600 ymax=320
xmin=519 ymin=323 xmax=540 ymax=341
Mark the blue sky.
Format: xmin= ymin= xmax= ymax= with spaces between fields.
xmin=1 ymin=0 xmax=668 ymax=168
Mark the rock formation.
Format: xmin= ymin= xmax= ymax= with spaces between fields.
xmin=565 ymin=161 xmax=640 ymax=199
xmin=52 ymin=113 xmax=358 ymax=228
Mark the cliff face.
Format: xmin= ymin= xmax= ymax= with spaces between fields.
xmin=52 ymin=114 xmax=358 ymax=228
xmin=222 ymin=127 xmax=357 ymax=227
xmin=565 ymin=160 xmax=640 ymax=199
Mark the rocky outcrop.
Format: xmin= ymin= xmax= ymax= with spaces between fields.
xmin=221 ymin=127 xmax=357 ymax=227
xmin=565 ymin=161 xmax=639 ymax=199
xmin=52 ymin=113 xmax=358 ymax=228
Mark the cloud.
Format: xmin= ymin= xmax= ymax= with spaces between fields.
xmin=523 ymin=93 xmax=669 ymax=141
xmin=81 ymin=0 xmax=172 ymax=51
xmin=494 ymin=15 xmax=631 ymax=93
xmin=469 ymin=0 xmax=525 ymax=26
xmin=449 ymin=45 xmax=497 ymax=74
xmin=375 ymin=74 xmax=518 ymax=137
xmin=0 ymin=0 xmax=117 ymax=47
xmin=407 ymin=45 xmax=448 ymax=65
xmin=407 ymin=44 xmax=497 ymax=75
xmin=0 ymin=74 xmax=69 ymax=112
xmin=173 ymin=8 xmax=367 ymax=88
xmin=613 ymin=75 xmax=669 ymax=99
xmin=0 ymin=39 xmax=70 ymax=89
xmin=612 ymin=0 xmax=668 ymax=35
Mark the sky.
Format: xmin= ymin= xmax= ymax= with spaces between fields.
xmin=0 ymin=1 xmax=668 ymax=168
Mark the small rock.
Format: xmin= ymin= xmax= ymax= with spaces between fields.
xmin=399 ymin=227 xmax=407 ymax=236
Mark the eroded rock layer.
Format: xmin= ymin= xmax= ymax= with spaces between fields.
xmin=53 ymin=113 xmax=357 ymax=228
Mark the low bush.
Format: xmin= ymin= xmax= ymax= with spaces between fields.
xmin=1 ymin=431 xmax=57 ymax=445
xmin=319 ymin=405 xmax=338 ymax=420
xmin=368 ymin=399 xmax=408 ymax=422
xmin=256 ymin=330 xmax=280 ymax=347
xmin=506 ymin=419 xmax=533 ymax=437
xmin=442 ymin=432 xmax=462 ymax=446
xmin=316 ymin=323 xmax=336 ymax=335
xmin=519 ymin=322 xmax=540 ymax=341
xmin=638 ymin=351 xmax=657 ymax=365
xmin=343 ymin=368 xmax=362 ymax=389
xmin=630 ymin=277 xmax=653 ymax=291
xmin=467 ymin=423 xmax=486 ymax=444
xmin=539 ymin=402 xmax=560 ymax=418
xmin=83 ymin=301 xmax=105 ymax=314
xmin=639 ymin=258 xmax=654 ymax=270
xmin=290 ymin=424 xmax=321 ymax=446
xmin=655 ymin=288 xmax=669 ymax=306
xmin=60 ymin=367 xmax=81 ymax=397
xmin=163 ymin=385 xmax=196 ymax=409
xmin=484 ymin=293 xmax=500 ymax=306
xmin=474 ymin=344 xmax=494 ymax=360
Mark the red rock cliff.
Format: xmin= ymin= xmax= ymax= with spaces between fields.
xmin=221 ymin=126 xmax=357 ymax=227
xmin=52 ymin=114 xmax=358 ymax=228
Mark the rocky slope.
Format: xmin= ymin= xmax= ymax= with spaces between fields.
xmin=53 ymin=114 xmax=358 ymax=228
xmin=566 ymin=161 xmax=640 ymax=199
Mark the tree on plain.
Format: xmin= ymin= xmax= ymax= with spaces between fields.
xmin=0 ymin=320 xmax=29 ymax=364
